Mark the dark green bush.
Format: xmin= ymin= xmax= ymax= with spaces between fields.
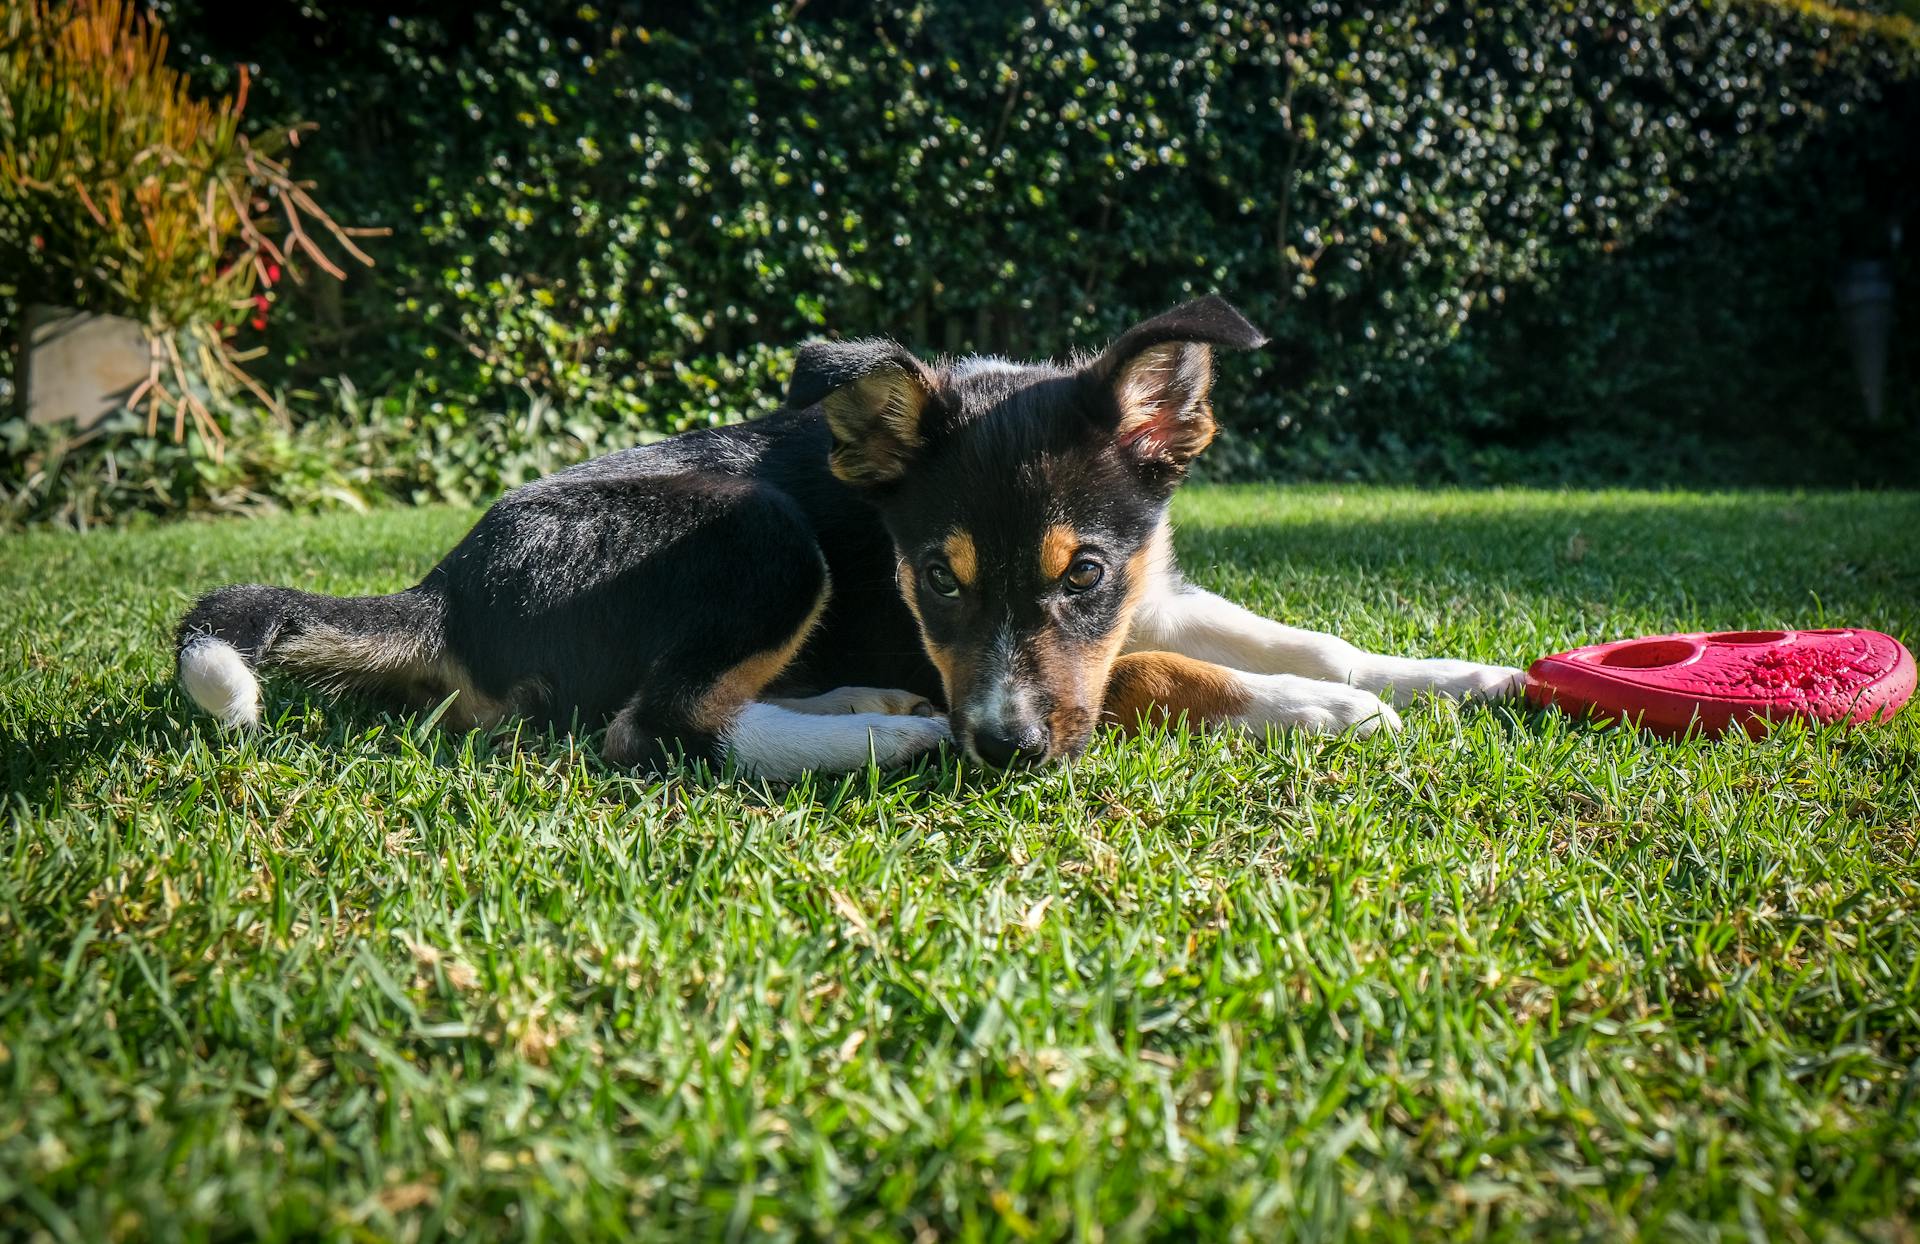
xmin=5 ymin=0 xmax=1917 ymax=522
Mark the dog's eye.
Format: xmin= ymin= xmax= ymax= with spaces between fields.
xmin=924 ymin=562 xmax=961 ymax=598
xmin=1064 ymin=558 xmax=1105 ymax=594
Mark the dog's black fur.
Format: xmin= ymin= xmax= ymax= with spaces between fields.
xmin=177 ymin=296 xmax=1269 ymax=768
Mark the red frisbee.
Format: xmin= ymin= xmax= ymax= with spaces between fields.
xmin=1525 ymin=628 xmax=1914 ymax=739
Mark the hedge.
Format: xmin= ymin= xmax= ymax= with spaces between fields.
xmin=4 ymin=0 xmax=1918 ymax=523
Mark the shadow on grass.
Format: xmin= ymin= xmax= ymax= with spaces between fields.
xmin=3 ymin=692 xmax=194 ymax=813
xmin=1 ymin=674 xmax=966 ymax=815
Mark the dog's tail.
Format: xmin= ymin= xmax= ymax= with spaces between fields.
xmin=175 ymin=583 xmax=446 ymax=727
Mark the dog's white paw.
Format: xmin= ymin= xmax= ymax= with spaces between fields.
xmin=1369 ymin=658 xmax=1527 ymax=703
xmin=1311 ymin=686 xmax=1403 ymax=737
xmin=866 ymin=713 xmax=953 ymax=763
xmin=862 ymin=687 xmax=940 ymax=717
xmin=1423 ymin=660 xmax=1528 ymax=702
xmin=1241 ymin=676 xmax=1402 ymax=738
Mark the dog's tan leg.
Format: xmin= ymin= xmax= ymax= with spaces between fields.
xmin=1103 ymin=651 xmax=1400 ymax=738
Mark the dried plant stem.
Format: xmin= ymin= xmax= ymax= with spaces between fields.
xmin=160 ymin=330 xmax=224 ymax=458
xmin=131 ymin=337 xmax=165 ymax=437
xmin=210 ymin=336 xmax=282 ymax=415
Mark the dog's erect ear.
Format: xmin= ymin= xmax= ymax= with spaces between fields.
xmin=1086 ymin=296 xmax=1268 ymax=469
xmin=788 ymin=339 xmax=937 ymax=487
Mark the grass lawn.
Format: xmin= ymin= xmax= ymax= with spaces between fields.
xmin=3 ymin=485 xmax=1918 ymax=1242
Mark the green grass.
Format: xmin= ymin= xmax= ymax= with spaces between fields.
xmin=3 ymin=485 xmax=1918 ymax=1242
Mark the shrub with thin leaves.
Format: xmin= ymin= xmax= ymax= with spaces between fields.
xmin=217 ymin=0 xmax=1917 ymax=456
xmin=0 ymin=0 xmax=374 ymax=449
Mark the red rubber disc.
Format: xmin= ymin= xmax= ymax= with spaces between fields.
xmin=1525 ymin=628 xmax=1914 ymax=739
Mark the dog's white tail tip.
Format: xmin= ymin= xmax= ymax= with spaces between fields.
xmin=179 ymin=636 xmax=262 ymax=728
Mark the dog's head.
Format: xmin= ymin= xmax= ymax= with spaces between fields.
xmin=789 ymin=296 xmax=1268 ymax=765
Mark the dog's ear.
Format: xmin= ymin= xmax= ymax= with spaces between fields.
xmin=1086 ymin=296 xmax=1268 ymax=470
xmin=788 ymin=339 xmax=937 ymax=487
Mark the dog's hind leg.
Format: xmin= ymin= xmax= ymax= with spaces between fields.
xmin=601 ymin=585 xmax=949 ymax=778
xmin=597 ymin=562 xmax=831 ymax=771
xmin=565 ymin=485 xmax=947 ymax=777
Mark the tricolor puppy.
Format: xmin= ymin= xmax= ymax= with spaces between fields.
xmin=176 ymin=296 xmax=1524 ymax=777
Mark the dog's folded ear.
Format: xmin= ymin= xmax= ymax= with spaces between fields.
xmin=1086 ymin=295 xmax=1268 ymax=471
xmin=789 ymin=339 xmax=937 ymax=487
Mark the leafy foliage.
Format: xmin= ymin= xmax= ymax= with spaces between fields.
xmin=0 ymin=378 xmax=637 ymax=528
xmin=219 ymin=1 xmax=1917 ymax=447
xmin=3 ymin=0 xmax=1917 ymax=522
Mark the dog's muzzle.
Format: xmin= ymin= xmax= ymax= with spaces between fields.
xmin=961 ymin=719 xmax=1052 ymax=767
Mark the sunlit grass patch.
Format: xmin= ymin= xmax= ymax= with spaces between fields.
xmin=3 ymin=486 xmax=1917 ymax=1241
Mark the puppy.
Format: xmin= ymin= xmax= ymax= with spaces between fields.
xmin=177 ymin=296 xmax=1522 ymax=776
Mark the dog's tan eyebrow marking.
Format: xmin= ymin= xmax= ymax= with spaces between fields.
xmin=1040 ymin=525 xmax=1079 ymax=580
xmin=897 ymin=557 xmax=962 ymax=702
xmin=942 ymin=530 xmax=978 ymax=588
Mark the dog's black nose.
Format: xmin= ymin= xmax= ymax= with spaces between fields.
xmin=969 ymin=726 xmax=1048 ymax=767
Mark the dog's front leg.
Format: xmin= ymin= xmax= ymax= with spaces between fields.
xmin=1103 ymin=651 xmax=1400 ymax=738
xmin=1126 ymin=584 xmax=1525 ymax=702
